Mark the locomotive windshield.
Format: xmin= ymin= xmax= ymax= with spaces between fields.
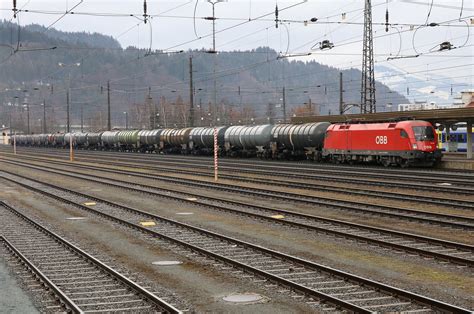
xmin=412 ymin=126 xmax=435 ymax=141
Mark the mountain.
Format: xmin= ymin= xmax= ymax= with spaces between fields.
xmin=375 ymin=64 xmax=464 ymax=107
xmin=0 ymin=21 xmax=409 ymax=132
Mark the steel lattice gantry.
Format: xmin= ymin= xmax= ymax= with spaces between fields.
xmin=360 ymin=0 xmax=376 ymax=114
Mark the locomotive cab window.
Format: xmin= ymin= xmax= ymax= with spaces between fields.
xmin=412 ymin=126 xmax=435 ymax=141
xmin=400 ymin=130 xmax=408 ymax=138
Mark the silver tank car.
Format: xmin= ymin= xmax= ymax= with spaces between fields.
xmin=24 ymin=135 xmax=32 ymax=145
xmin=74 ymin=133 xmax=88 ymax=147
xmin=86 ymin=132 xmax=102 ymax=148
xmin=39 ymin=134 xmax=49 ymax=146
xmin=271 ymin=122 xmax=330 ymax=160
xmin=54 ymin=133 xmax=65 ymax=147
xmin=100 ymin=131 xmax=120 ymax=149
xmin=64 ymin=133 xmax=77 ymax=147
xmin=138 ymin=129 xmax=162 ymax=152
xmin=32 ymin=135 xmax=41 ymax=146
xmin=189 ymin=126 xmax=228 ymax=154
xmin=224 ymin=124 xmax=273 ymax=157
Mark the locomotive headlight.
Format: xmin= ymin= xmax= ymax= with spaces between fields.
xmin=412 ymin=143 xmax=418 ymax=149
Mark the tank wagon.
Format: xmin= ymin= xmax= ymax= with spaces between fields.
xmin=271 ymin=122 xmax=330 ymax=160
xmin=160 ymin=128 xmax=193 ymax=154
xmin=85 ymin=132 xmax=102 ymax=149
xmin=323 ymin=120 xmax=442 ymax=167
xmin=117 ymin=130 xmax=140 ymax=151
xmin=38 ymin=134 xmax=49 ymax=146
xmin=189 ymin=126 xmax=228 ymax=155
xmin=75 ymin=133 xmax=87 ymax=148
xmin=225 ymin=125 xmax=274 ymax=157
xmin=138 ymin=129 xmax=162 ymax=152
xmin=64 ymin=133 xmax=76 ymax=147
xmin=100 ymin=131 xmax=120 ymax=150
xmin=54 ymin=133 xmax=65 ymax=147
xmin=47 ymin=134 xmax=55 ymax=146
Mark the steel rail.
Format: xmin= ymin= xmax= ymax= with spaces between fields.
xmin=0 ymin=174 xmax=469 ymax=313
xmin=3 ymin=158 xmax=472 ymax=230
xmin=0 ymin=201 xmax=182 ymax=314
xmin=47 ymin=154 xmax=474 ymax=209
xmin=3 ymin=147 xmax=473 ymax=194
xmin=7 ymin=146 xmax=474 ymax=181
xmin=0 ymin=235 xmax=82 ymax=313
xmin=7 ymin=150 xmax=473 ymax=209
xmin=8 ymin=146 xmax=474 ymax=186
xmin=2 ymin=170 xmax=472 ymax=267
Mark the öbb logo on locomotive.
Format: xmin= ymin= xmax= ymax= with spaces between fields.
xmin=375 ymin=136 xmax=388 ymax=145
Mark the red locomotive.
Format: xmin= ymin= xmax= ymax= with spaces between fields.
xmin=322 ymin=120 xmax=442 ymax=167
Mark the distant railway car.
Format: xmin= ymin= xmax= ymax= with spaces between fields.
xmin=437 ymin=126 xmax=474 ymax=152
xmin=323 ymin=120 xmax=442 ymax=167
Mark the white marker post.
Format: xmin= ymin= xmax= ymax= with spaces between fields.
xmin=13 ymin=131 xmax=16 ymax=155
xmin=69 ymin=134 xmax=74 ymax=162
xmin=214 ymin=127 xmax=218 ymax=181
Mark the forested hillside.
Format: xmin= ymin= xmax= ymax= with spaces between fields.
xmin=0 ymin=20 xmax=407 ymax=132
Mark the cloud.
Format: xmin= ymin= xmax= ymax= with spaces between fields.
xmin=417 ymin=86 xmax=436 ymax=95
xmin=434 ymin=91 xmax=450 ymax=100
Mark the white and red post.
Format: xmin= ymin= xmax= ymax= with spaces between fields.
xmin=70 ymin=134 xmax=74 ymax=162
xmin=214 ymin=127 xmax=218 ymax=181
xmin=13 ymin=131 xmax=16 ymax=155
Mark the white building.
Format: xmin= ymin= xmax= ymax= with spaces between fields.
xmin=398 ymin=101 xmax=440 ymax=111
xmin=0 ymin=127 xmax=12 ymax=145
xmin=398 ymin=90 xmax=474 ymax=111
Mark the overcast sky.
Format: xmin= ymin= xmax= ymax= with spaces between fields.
xmin=1 ymin=0 xmax=472 ymax=103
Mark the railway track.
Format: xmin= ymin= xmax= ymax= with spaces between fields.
xmin=3 ymin=157 xmax=473 ymax=231
xmin=24 ymin=153 xmax=474 ymax=210
xmin=3 ymin=147 xmax=473 ymax=195
xmin=7 ymin=146 xmax=474 ymax=186
xmin=7 ymin=145 xmax=474 ymax=180
xmin=0 ymin=201 xmax=181 ymax=313
xmin=0 ymin=173 xmax=470 ymax=313
xmin=2 ymin=164 xmax=473 ymax=267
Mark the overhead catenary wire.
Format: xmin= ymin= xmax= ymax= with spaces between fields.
xmin=3 ymin=1 xmax=470 ymax=108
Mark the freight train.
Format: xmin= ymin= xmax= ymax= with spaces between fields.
xmin=11 ymin=120 xmax=442 ymax=167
